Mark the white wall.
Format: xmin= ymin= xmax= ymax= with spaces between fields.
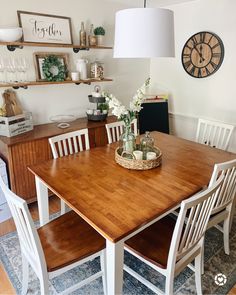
xmin=150 ymin=0 xmax=236 ymax=152
xmin=0 ymin=0 xmax=150 ymax=124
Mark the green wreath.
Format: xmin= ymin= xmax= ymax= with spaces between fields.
xmin=42 ymin=55 xmax=66 ymax=82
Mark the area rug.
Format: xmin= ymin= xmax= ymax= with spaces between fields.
xmin=1 ymin=213 xmax=236 ymax=295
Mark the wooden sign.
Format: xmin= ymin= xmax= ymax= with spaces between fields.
xmin=17 ymin=10 xmax=73 ymax=45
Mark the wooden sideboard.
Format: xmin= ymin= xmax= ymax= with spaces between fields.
xmin=0 ymin=116 xmax=116 ymax=203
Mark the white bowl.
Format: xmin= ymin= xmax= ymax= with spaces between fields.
xmin=50 ymin=115 xmax=76 ymax=128
xmin=0 ymin=27 xmax=23 ymax=42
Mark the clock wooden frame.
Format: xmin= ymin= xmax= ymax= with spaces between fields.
xmin=181 ymin=31 xmax=224 ymax=78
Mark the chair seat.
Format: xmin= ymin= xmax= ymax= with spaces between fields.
xmin=38 ymin=211 xmax=106 ymax=272
xmin=125 ymin=216 xmax=176 ymax=269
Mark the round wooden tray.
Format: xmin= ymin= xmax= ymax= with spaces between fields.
xmin=115 ymin=146 xmax=162 ymax=170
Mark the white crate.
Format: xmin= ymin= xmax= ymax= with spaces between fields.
xmin=0 ymin=112 xmax=33 ymax=137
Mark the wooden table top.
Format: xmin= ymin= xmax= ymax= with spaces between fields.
xmin=28 ymin=132 xmax=235 ymax=242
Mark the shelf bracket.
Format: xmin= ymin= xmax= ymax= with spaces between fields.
xmin=73 ymin=47 xmax=89 ymax=53
xmin=74 ymin=82 xmax=91 ymax=86
xmin=12 ymin=85 xmax=28 ymax=90
xmin=7 ymin=45 xmax=24 ymax=52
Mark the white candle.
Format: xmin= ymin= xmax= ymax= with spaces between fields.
xmin=146 ymin=152 xmax=157 ymax=160
xmin=133 ymin=150 xmax=143 ymax=160
xmin=71 ymin=72 xmax=79 ymax=81
xmin=86 ymin=109 xmax=93 ymax=115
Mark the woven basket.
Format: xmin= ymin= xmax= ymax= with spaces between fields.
xmin=115 ymin=146 xmax=162 ymax=170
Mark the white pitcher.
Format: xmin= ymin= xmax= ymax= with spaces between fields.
xmin=76 ymin=59 xmax=88 ymax=79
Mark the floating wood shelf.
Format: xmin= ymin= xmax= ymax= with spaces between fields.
xmin=0 ymin=78 xmax=113 ymax=89
xmin=0 ymin=41 xmax=113 ymax=52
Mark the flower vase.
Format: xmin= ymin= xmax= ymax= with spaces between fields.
xmin=120 ymin=124 xmax=136 ymax=158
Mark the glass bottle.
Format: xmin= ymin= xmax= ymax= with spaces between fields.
xmin=90 ymin=60 xmax=104 ymax=79
xmin=141 ymin=131 xmax=154 ymax=159
xmin=119 ymin=124 xmax=136 ymax=158
xmin=88 ymin=24 xmax=97 ymax=46
xmin=80 ymin=22 xmax=86 ymax=46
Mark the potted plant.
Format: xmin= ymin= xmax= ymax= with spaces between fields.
xmin=98 ymin=102 xmax=109 ymax=114
xmin=94 ymin=26 xmax=105 ymax=46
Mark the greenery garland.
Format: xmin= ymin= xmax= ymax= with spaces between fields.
xmin=42 ymin=55 xmax=66 ymax=82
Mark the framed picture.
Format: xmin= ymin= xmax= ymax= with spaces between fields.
xmin=17 ymin=10 xmax=73 ymax=44
xmin=33 ymin=52 xmax=69 ymax=81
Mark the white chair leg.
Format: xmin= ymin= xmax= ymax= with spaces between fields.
xmin=201 ymin=240 xmax=205 ymax=275
xmin=21 ymin=254 xmax=29 ymax=295
xmin=60 ymin=200 xmax=71 ymax=215
xmin=165 ymin=273 xmax=174 ymax=295
xmin=39 ymin=273 xmax=49 ymax=295
xmin=229 ymin=198 xmax=235 ymax=231
xmin=223 ymin=216 xmax=230 ymax=255
xmin=101 ymin=250 xmax=107 ymax=295
xmin=60 ymin=199 xmax=66 ymax=215
xmin=195 ymin=254 xmax=203 ymax=295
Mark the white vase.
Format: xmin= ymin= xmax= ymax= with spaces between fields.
xmin=96 ymin=35 xmax=104 ymax=46
xmin=76 ymin=59 xmax=88 ymax=79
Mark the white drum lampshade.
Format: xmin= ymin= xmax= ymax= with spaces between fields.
xmin=113 ymin=8 xmax=175 ymax=58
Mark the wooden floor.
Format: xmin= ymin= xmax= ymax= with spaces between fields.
xmin=0 ymin=196 xmax=236 ymax=295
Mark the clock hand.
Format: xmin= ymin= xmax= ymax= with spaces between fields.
xmin=194 ymin=46 xmax=205 ymax=63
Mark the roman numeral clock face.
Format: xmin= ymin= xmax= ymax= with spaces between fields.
xmin=182 ymin=32 xmax=224 ymax=78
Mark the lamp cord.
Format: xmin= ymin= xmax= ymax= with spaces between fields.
xmin=144 ymin=0 xmax=147 ymax=8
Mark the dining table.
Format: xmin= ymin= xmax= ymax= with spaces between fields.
xmin=28 ymin=131 xmax=235 ymax=295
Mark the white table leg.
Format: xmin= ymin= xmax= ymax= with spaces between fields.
xmin=106 ymin=239 xmax=124 ymax=295
xmin=35 ymin=176 xmax=49 ymax=226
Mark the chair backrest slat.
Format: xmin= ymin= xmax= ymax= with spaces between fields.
xmin=106 ymin=119 xmax=138 ymax=144
xmin=78 ymin=135 xmax=83 ymax=151
xmin=195 ymin=118 xmax=234 ymax=151
xmin=183 ymin=203 xmax=201 ymax=250
xmin=49 ymin=128 xmax=90 ymax=159
xmin=68 ymin=137 xmax=73 ymax=154
xmin=57 ymin=141 xmax=63 ymax=158
xmin=62 ymin=139 xmax=68 ymax=156
xmin=209 ymin=159 xmax=236 ymax=214
xmin=167 ymin=174 xmax=224 ymax=265
xmin=73 ymin=136 xmax=79 ymax=153
xmin=178 ymin=206 xmax=195 ymax=253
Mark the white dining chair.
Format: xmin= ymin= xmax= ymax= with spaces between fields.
xmin=195 ymin=118 xmax=234 ymax=151
xmin=49 ymin=128 xmax=90 ymax=158
xmin=49 ymin=128 xmax=90 ymax=214
xmin=105 ymin=118 xmax=138 ymax=144
xmin=124 ymin=174 xmax=224 ymax=295
xmin=0 ymin=175 xmax=107 ymax=295
xmin=207 ymin=159 xmax=236 ymax=255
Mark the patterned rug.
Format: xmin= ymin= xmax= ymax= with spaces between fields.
xmin=1 ymin=213 xmax=236 ymax=295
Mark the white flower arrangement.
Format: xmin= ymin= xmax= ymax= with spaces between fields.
xmin=103 ymin=78 xmax=150 ymax=126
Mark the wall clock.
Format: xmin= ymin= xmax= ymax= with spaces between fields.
xmin=181 ymin=31 xmax=224 ymax=78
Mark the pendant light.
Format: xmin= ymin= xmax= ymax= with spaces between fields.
xmin=113 ymin=0 xmax=175 ymax=58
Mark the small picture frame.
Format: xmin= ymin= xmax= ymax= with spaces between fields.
xmin=17 ymin=10 xmax=73 ymax=45
xmin=33 ymin=52 xmax=69 ymax=81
